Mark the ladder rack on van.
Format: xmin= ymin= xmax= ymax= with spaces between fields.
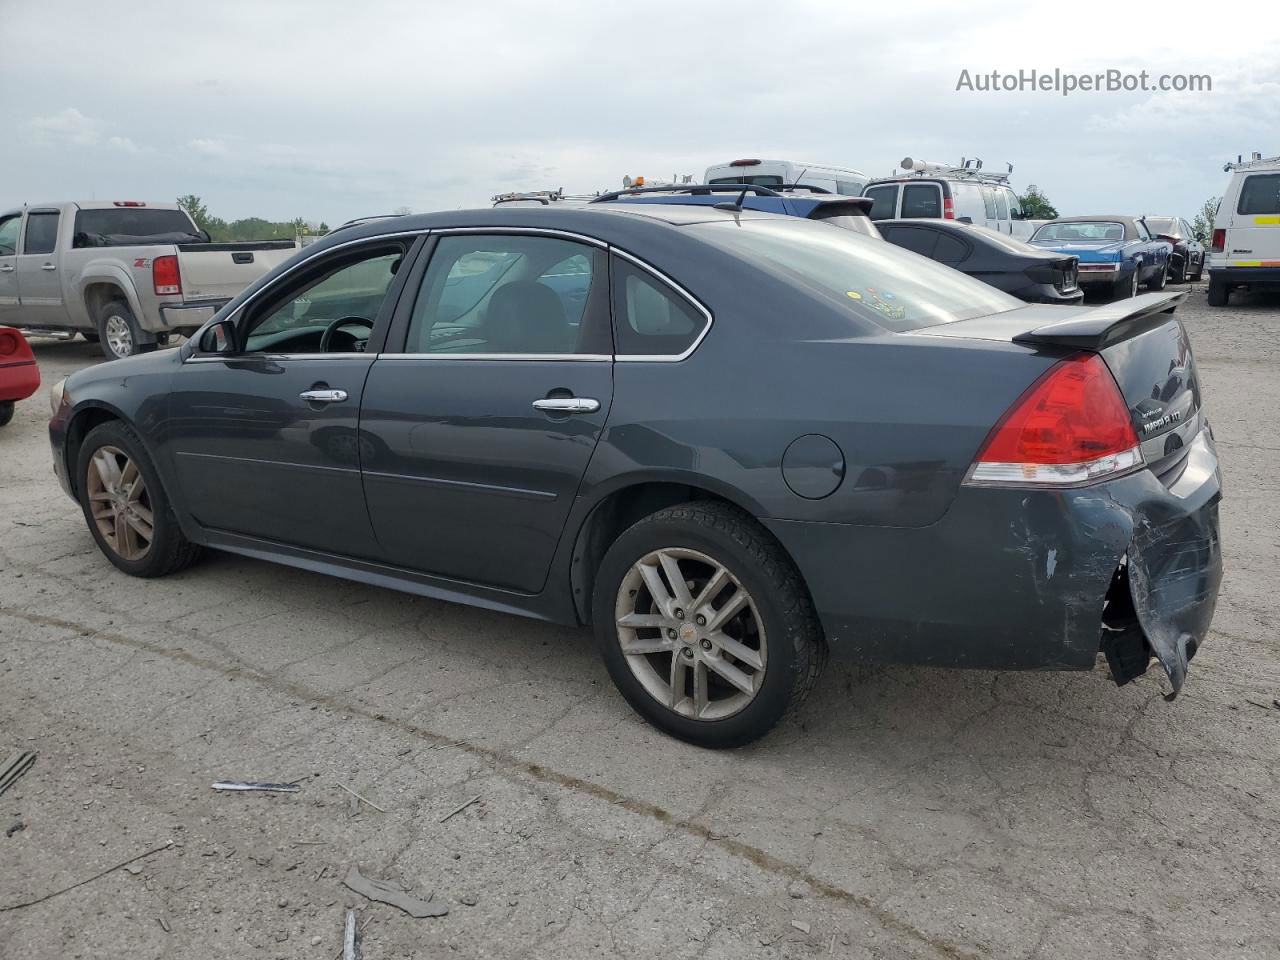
xmin=898 ymin=157 xmax=1013 ymax=184
xmin=1223 ymin=153 xmax=1280 ymax=172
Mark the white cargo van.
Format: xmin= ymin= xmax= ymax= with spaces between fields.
xmin=704 ymin=159 xmax=868 ymax=196
xmin=1207 ymin=153 xmax=1280 ymax=306
xmin=861 ymin=158 xmax=1036 ymax=240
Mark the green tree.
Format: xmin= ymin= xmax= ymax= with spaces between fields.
xmin=177 ymin=194 xmax=211 ymax=230
xmin=1191 ymin=196 xmax=1221 ymax=241
xmin=1018 ymin=184 xmax=1059 ymax=220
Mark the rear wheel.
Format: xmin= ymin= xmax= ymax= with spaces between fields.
xmin=0 ymin=401 xmax=13 ymax=428
xmin=593 ymin=501 xmax=827 ymax=748
xmin=1207 ymin=278 xmax=1230 ymax=306
xmin=1147 ymin=260 xmax=1168 ymax=291
xmin=76 ymin=420 xmax=203 ymax=577
xmin=96 ymin=300 xmax=155 ymax=361
xmin=1115 ymin=269 xmax=1140 ymax=300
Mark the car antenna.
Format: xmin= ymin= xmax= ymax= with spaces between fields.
xmin=713 ymin=187 xmax=750 ymax=212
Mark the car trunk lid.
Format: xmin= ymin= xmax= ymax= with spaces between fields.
xmin=175 ymin=240 xmax=298 ymax=301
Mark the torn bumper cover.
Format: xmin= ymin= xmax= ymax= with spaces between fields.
xmin=763 ymin=425 xmax=1222 ymax=693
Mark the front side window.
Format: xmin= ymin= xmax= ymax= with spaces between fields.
xmin=611 ymin=257 xmax=708 ymax=357
xmin=1238 ymin=174 xmax=1280 ymax=214
xmin=863 ymin=184 xmax=899 ymax=220
xmin=405 ymin=234 xmax=607 ymax=355
xmin=981 ymin=188 xmax=998 ymax=219
xmin=23 ymin=212 xmax=59 ymax=255
xmin=0 ymin=215 xmax=19 ymax=256
xmin=1005 ymin=189 xmax=1024 ymax=220
xmin=242 ymin=244 xmax=405 ymax=354
xmin=994 ymin=190 xmax=1009 ymax=220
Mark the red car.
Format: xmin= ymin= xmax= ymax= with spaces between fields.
xmin=0 ymin=326 xmax=40 ymax=427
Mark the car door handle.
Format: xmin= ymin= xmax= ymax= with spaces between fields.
xmin=41 ymin=263 xmax=57 ymax=271
xmin=0 ymin=265 xmax=13 ymax=273
xmin=532 ymin=397 xmax=600 ymax=414
xmin=300 ymin=389 xmax=348 ymax=403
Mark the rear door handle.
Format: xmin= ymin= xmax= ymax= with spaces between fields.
xmin=300 ymin=389 xmax=348 ymax=403
xmin=532 ymin=397 xmax=600 ymax=414
xmin=0 ymin=265 xmax=13 ymax=273
xmin=41 ymin=263 xmax=57 ymax=271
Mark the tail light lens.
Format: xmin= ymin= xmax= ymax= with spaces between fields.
xmin=0 ymin=329 xmax=20 ymax=356
xmin=967 ymin=353 xmax=1142 ymax=486
xmin=1210 ymin=228 xmax=1225 ymax=253
xmin=153 ymin=255 xmax=181 ymax=296
xmin=942 ymin=196 xmax=955 ymax=219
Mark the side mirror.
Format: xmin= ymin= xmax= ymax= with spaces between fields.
xmin=197 ymin=318 xmax=239 ymax=355
xmin=1195 ymin=232 xmax=1207 ymax=243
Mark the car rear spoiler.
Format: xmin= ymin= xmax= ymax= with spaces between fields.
xmin=806 ymin=197 xmax=873 ymax=220
xmin=1012 ymin=290 xmax=1186 ymax=350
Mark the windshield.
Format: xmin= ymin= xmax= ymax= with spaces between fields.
xmin=1033 ymin=221 xmax=1126 ymax=242
xmin=73 ymin=208 xmax=201 ymax=246
xmin=695 ymin=218 xmax=1020 ymax=332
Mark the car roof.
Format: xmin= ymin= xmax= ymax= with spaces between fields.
xmin=1045 ymin=215 xmax=1139 ymax=225
xmin=882 ymin=218 xmax=1055 ymax=256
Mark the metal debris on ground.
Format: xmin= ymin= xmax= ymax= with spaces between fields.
xmin=157 ymin=917 xmax=171 ymax=933
xmin=343 ymin=909 xmax=360 ymax=960
xmin=211 ymin=780 xmax=301 ymax=793
xmin=439 ymin=794 xmax=481 ymax=823
xmin=0 ymin=840 xmax=173 ymax=913
xmin=336 ymin=782 xmax=386 ymax=813
xmin=791 ymin=919 xmax=811 ymax=934
xmin=6 ymin=822 xmax=25 ymax=838
xmin=342 ymin=866 xmax=448 ymax=918
xmin=0 ymin=752 xmax=36 ymax=798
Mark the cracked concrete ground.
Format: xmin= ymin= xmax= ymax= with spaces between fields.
xmin=1 ymin=287 xmax=1278 ymax=959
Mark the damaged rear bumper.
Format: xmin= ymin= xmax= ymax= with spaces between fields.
xmin=764 ymin=426 xmax=1222 ymax=692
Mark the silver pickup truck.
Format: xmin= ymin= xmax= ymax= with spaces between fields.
xmin=0 ymin=201 xmax=297 ymax=359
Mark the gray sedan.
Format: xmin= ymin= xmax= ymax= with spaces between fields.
xmin=48 ymin=204 xmax=1222 ymax=747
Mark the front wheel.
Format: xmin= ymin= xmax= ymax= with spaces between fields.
xmin=76 ymin=420 xmax=203 ymax=577
xmin=592 ymin=502 xmax=827 ymax=748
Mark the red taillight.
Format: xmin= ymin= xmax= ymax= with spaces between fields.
xmin=942 ymin=196 xmax=955 ymax=219
xmin=153 ymin=255 xmax=181 ymax=296
xmin=968 ymin=353 xmax=1142 ymax=486
xmin=1210 ymin=228 xmax=1225 ymax=253
xmin=0 ymin=329 xmax=20 ymax=356
xmin=113 ymin=201 xmax=146 ymax=207
xmin=730 ymin=158 xmax=761 ymax=167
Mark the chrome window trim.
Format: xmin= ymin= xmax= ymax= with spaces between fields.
xmin=379 ymin=353 xmax=611 ymax=362
xmin=609 ymin=247 xmax=714 ymax=363
xmin=430 ymin=225 xmax=607 ymax=248
xmin=184 ymin=352 xmax=373 ymax=364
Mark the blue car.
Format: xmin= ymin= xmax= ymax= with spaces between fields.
xmin=1030 ymin=216 xmax=1172 ymax=300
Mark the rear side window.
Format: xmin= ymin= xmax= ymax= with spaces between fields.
xmin=611 ymin=257 xmax=708 ymax=358
xmin=884 ymin=225 xmax=938 ymax=257
xmin=1238 ymin=174 xmax=1280 ymax=215
xmin=0 ymin=215 xmax=19 ymax=256
xmin=934 ymin=233 xmax=970 ymax=263
xmin=864 ymin=184 xmax=898 ymax=220
xmin=23 ymin=212 xmax=59 ymax=255
xmin=73 ymin=208 xmax=199 ymax=246
xmin=901 ymin=184 xmax=942 ymax=218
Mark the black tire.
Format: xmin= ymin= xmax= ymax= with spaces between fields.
xmin=592 ymin=501 xmax=827 ymax=748
xmin=96 ymin=300 xmax=156 ymax=361
xmin=1114 ymin=269 xmax=1139 ymax=300
xmin=1147 ymin=260 xmax=1168 ymax=291
xmin=76 ymin=420 xmax=203 ymax=578
xmin=1172 ymin=255 xmax=1187 ymax=283
xmin=80 ymin=330 xmax=100 ymax=343
xmin=1207 ymin=278 xmax=1229 ymax=307
xmin=0 ymin=401 xmax=13 ymax=428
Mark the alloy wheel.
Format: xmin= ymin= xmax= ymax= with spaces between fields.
xmin=86 ymin=445 xmax=154 ymax=561
xmin=104 ymin=314 xmax=134 ymax=358
xmin=1130 ymin=270 xmax=1139 ymax=298
xmin=614 ymin=547 xmax=767 ymax=721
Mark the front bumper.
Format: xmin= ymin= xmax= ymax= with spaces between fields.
xmin=765 ymin=426 xmax=1222 ymax=692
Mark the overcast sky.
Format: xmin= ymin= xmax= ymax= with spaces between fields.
xmin=3 ymin=0 xmax=1277 ymax=225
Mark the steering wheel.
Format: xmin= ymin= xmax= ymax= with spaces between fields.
xmin=319 ymin=316 xmax=374 ymax=353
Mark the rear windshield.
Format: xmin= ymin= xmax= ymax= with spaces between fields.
xmin=695 ymin=218 xmax=1019 ymax=332
xmin=709 ymin=175 xmax=784 ymax=187
xmin=1238 ymin=174 xmax=1280 ymax=215
xmin=73 ymin=208 xmax=200 ymax=247
xmin=1032 ymin=221 xmax=1125 ymax=242
xmin=1144 ymin=217 xmax=1178 ymax=236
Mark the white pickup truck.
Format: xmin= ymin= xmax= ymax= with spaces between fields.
xmin=0 ymin=201 xmax=297 ymax=358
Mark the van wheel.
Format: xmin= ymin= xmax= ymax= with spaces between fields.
xmin=593 ymin=501 xmax=827 ymax=748
xmin=1207 ymin=279 xmax=1229 ymax=306
xmin=96 ymin=301 xmax=155 ymax=361
xmin=76 ymin=420 xmax=203 ymax=577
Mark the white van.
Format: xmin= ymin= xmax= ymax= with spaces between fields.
xmin=861 ymin=158 xmax=1037 ymax=240
xmin=1207 ymin=153 xmax=1280 ymax=306
xmin=704 ymin=159 xmax=868 ymax=196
